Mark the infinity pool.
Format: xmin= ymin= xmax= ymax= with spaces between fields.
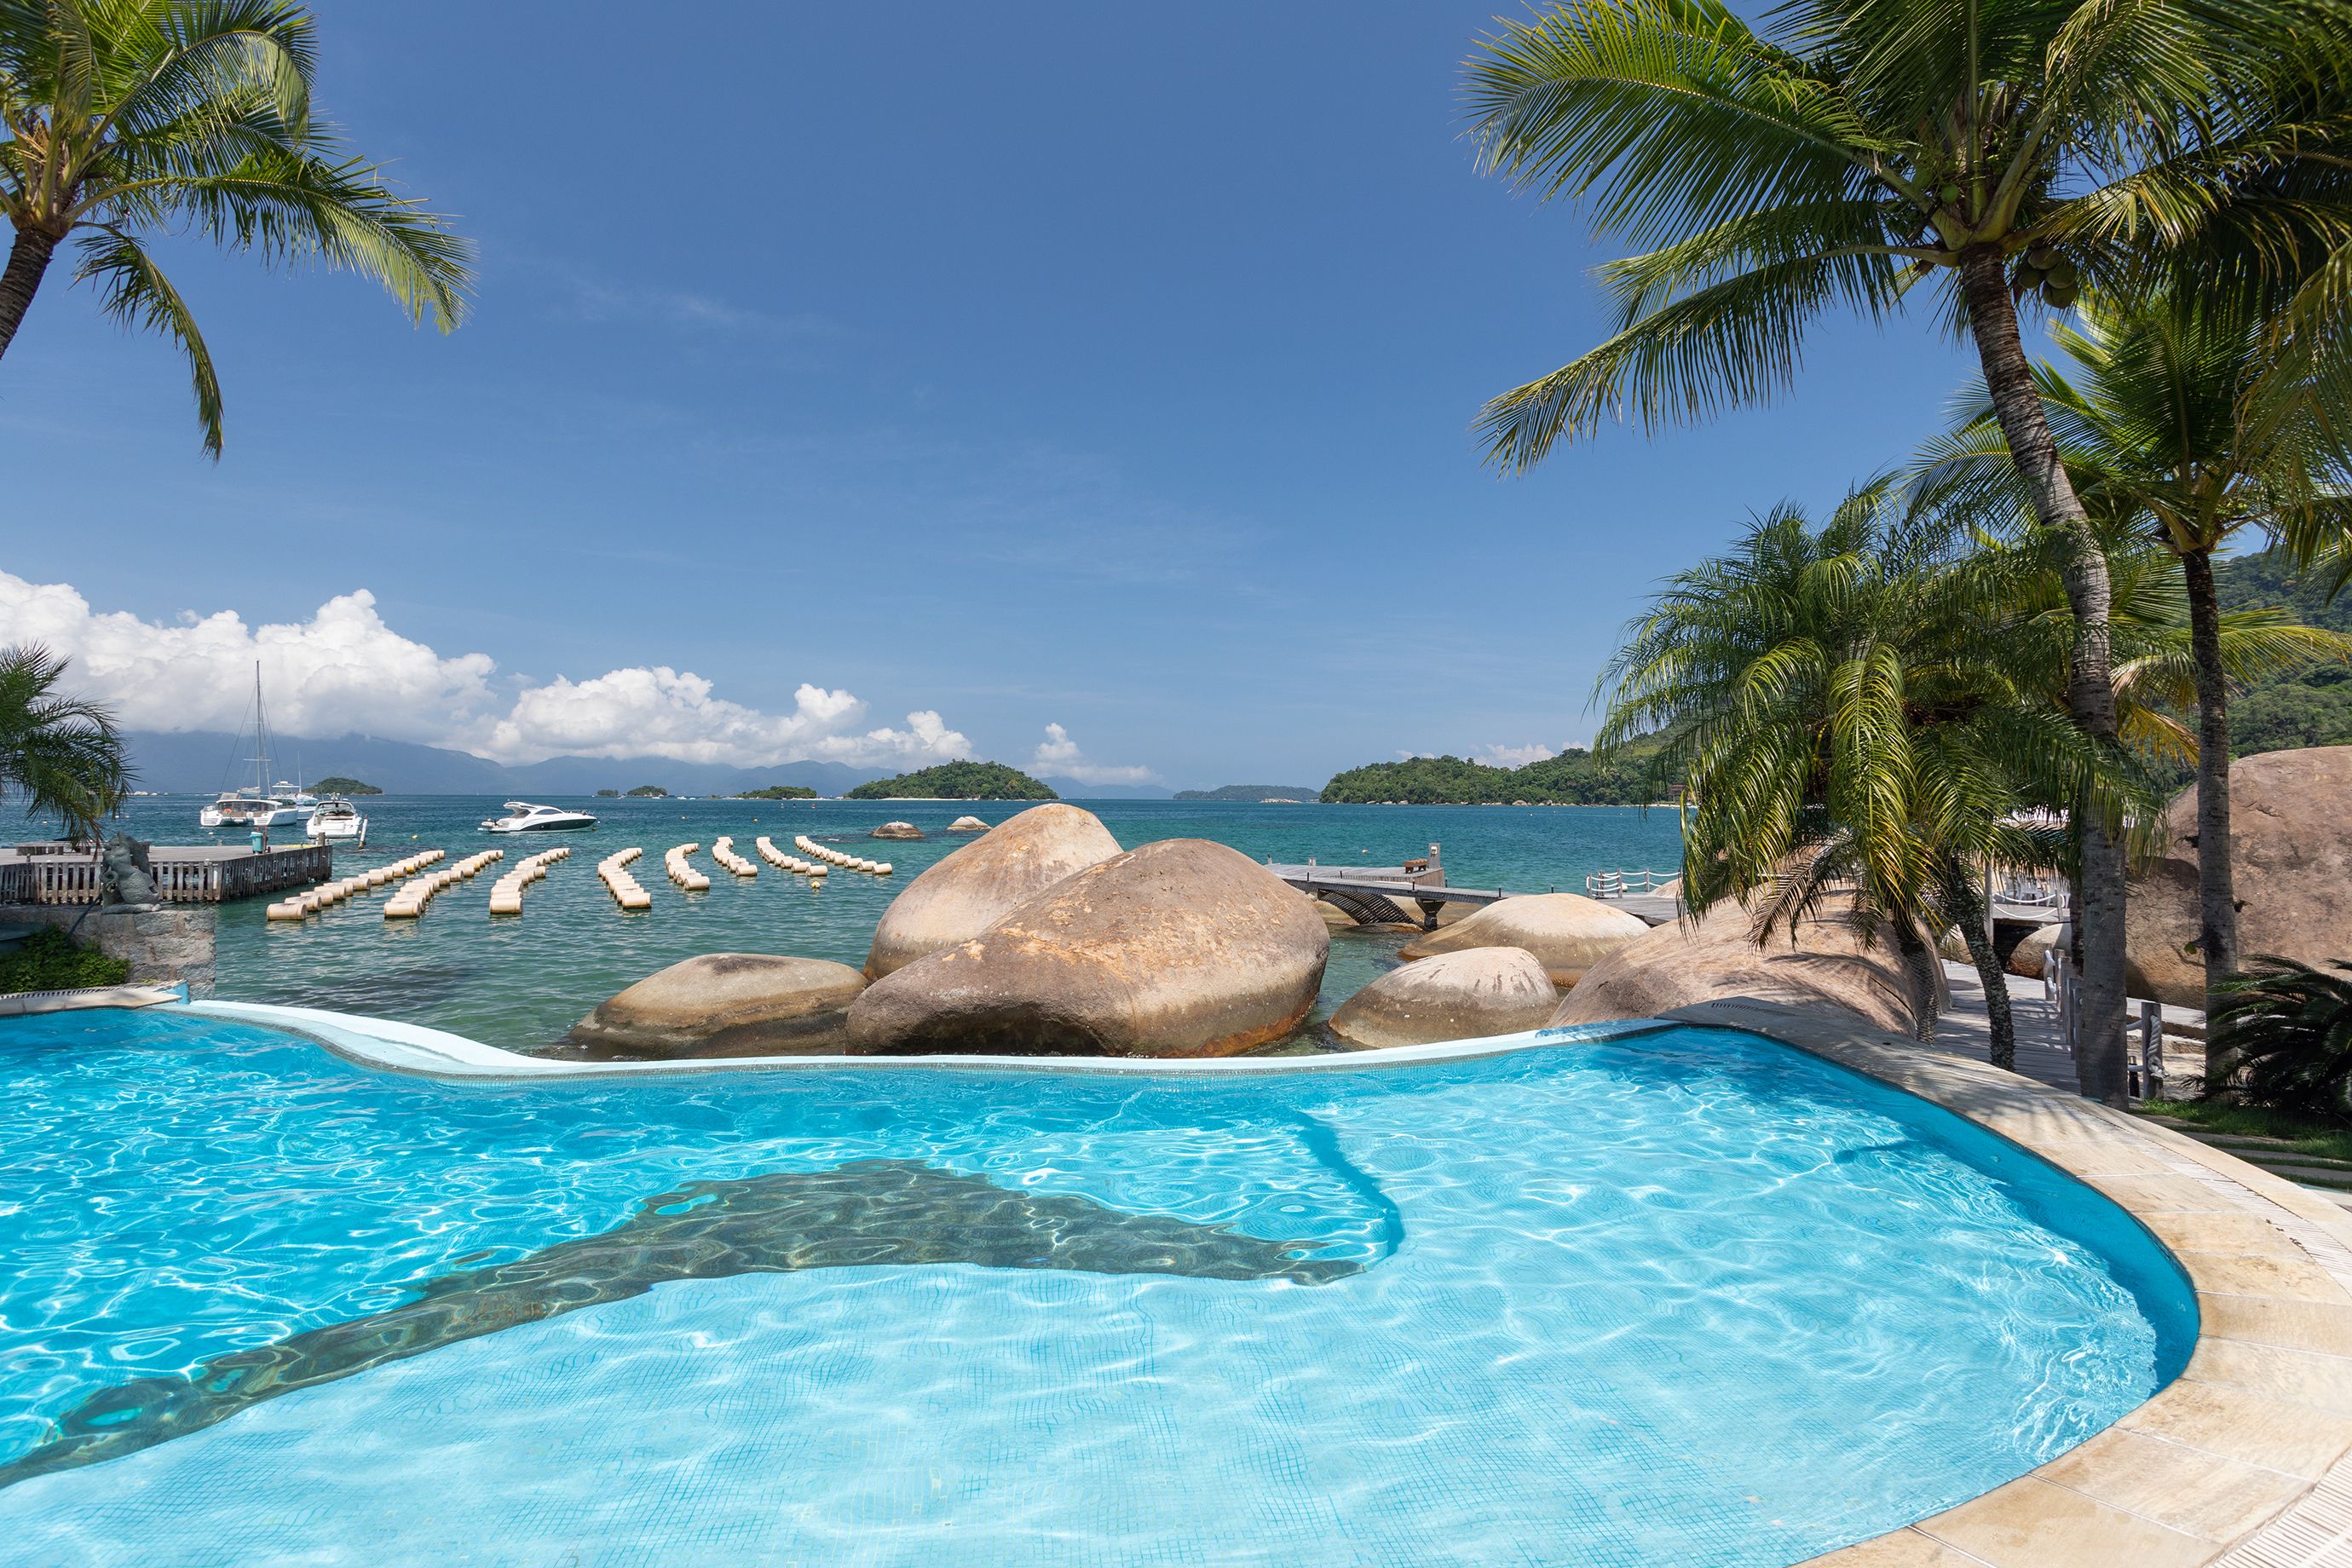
xmin=0 ymin=1007 xmax=2193 ymax=1567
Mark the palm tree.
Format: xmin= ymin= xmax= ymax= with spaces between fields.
xmin=1924 ymin=290 xmax=2352 ymax=1034
xmin=0 ymin=643 xmax=129 ymax=842
xmin=1600 ymin=483 xmax=2124 ymax=1069
xmin=0 ymin=0 xmax=471 ymax=454
xmin=1462 ymin=0 xmax=2337 ymax=1103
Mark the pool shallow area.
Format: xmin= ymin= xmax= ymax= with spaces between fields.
xmin=0 ymin=1007 xmax=2193 ymax=1568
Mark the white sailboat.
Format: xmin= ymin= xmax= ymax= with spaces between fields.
xmin=199 ymin=666 xmax=308 ymax=830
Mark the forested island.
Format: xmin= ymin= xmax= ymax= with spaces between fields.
xmin=625 ymin=785 xmax=669 ymax=798
xmin=2209 ymin=553 xmax=2352 ymax=761
xmin=846 ymin=761 xmax=1058 ymax=800
xmin=1173 ymin=784 xmax=1321 ymax=802
xmin=312 ymin=776 xmax=381 ymax=795
xmin=736 ymin=785 xmax=817 ymax=799
xmin=1319 ymin=747 xmax=1665 ymax=805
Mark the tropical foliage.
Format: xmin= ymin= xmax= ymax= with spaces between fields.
xmin=311 ymin=775 xmax=378 ymax=795
xmin=1923 ymin=289 xmax=2352 ymax=1022
xmin=1318 ymin=748 xmax=1662 ymax=805
xmin=1597 ymin=483 xmax=2137 ymax=1065
xmin=624 ymin=785 xmax=668 ymax=798
xmin=736 ymin=785 xmax=817 ymax=800
xmin=1462 ymin=0 xmax=2349 ymax=1100
xmin=2209 ymin=956 xmax=2352 ymax=1121
xmin=0 ymin=0 xmax=472 ymax=453
xmin=845 ymin=762 xmax=1057 ymax=801
xmin=0 ymin=926 xmax=128 ymax=994
xmin=0 ymin=643 xmax=128 ymax=840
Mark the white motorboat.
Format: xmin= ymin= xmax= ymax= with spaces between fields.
xmin=481 ymin=801 xmax=598 ymax=833
xmin=306 ymin=795 xmax=369 ymax=845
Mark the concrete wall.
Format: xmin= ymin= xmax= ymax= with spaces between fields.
xmin=0 ymin=902 xmax=216 ymax=994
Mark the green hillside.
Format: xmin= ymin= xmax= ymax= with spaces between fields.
xmin=1320 ymin=747 xmax=1663 ymax=805
xmin=845 ymin=761 xmax=1058 ymax=800
xmin=1173 ymin=784 xmax=1322 ymax=802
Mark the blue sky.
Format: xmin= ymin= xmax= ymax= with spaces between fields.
xmin=0 ymin=0 xmax=1989 ymax=788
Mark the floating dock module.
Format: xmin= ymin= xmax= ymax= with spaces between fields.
xmin=788 ymin=834 xmax=890 ymax=875
xmin=268 ymin=850 xmax=447 ymax=921
xmin=488 ymin=845 xmax=572 ymax=916
xmin=664 ymin=843 xmax=711 ymax=891
xmin=384 ymin=850 xmax=504 ymax=920
xmin=598 ymin=848 xmax=653 ymax=910
xmin=710 ymin=836 xmax=758 ymax=877
xmin=758 ymin=834 xmax=827 ymax=877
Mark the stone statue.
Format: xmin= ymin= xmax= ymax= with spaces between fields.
xmin=98 ymin=832 xmax=157 ymax=906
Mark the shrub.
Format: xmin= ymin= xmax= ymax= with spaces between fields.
xmin=2208 ymin=956 xmax=2352 ymax=1121
xmin=0 ymin=927 xmax=131 ymax=994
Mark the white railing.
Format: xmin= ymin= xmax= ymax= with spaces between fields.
xmin=2045 ymin=933 xmax=2166 ymax=1098
xmin=1586 ymin=869 xmax=1674 ymax=898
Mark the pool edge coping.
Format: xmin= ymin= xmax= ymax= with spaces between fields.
xmin=1675 ymin=999 xmax=2352 ymax=1568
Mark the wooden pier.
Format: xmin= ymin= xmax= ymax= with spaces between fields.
xmin=0 ymin=842 xmax=334 ymax=905
xmin=1267 ymin=844 xmax=1519 ymax=928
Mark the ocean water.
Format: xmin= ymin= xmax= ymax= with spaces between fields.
xmin=84 ymin=796 xmax=1684 ymax=1054
xmin=0 ymin=1007 xmax=2192 ymax=1567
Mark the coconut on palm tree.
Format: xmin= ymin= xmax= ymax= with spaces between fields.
xmin=0 ymin=643 xmax=130 ymax=843
xmin=0 ymin=0 xmax=472 ymax=454
xmin=1923 ymin=290 xmax=2352 ymax=1040
xmin=1462 ymin=0 xmax=2337 ymax=1102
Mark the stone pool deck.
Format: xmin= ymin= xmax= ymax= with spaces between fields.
xmin=1684 ymin=999 xmax=2352 ymax=1568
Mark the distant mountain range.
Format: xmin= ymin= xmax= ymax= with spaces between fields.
xmin=121 ymin=731 xmax=887 ymax=798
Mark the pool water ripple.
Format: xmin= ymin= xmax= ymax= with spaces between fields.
xmin=0 ymin=1007 xmax=2192 ymax=1567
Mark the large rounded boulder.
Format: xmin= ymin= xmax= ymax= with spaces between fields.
xmin=2126 ymin=747 xmax=2352 ymax=1006
xmin=847 ymin=839 xmax=1330 ymax=1058
xmin=1328 ymin=948 xmax=1559 ymax=1050
xmin=565 ymin=954 xmax=867 ymax=1058
xmin=863 ymin=803 xmax=1121 ymax=979
xmin=1550 ymin=893 xmax=1941 ymax=1036
xmin=1398 ymin=892 xmax=1649 ymax=986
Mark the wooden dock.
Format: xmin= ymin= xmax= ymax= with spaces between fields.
xmin=0 ymin=843 xmax=334 ymax=905
xmin=1267 ymin=845 xmax=1524 ymax=928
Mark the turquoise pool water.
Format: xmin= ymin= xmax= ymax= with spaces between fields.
xmin=0 ymin=1008 xmax=2192 ymax=1567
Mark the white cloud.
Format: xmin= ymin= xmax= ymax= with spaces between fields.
xmin=0 ymin=570 xmax=973 ymax=769
xmin=1475 ymin=742 xmax=1558 ymax=769
xmin=1030 ymin=723 xmax=1157 ymax=786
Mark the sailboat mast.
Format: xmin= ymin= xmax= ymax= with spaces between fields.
xmin=250 ymin=662 xmax=274 ymax=796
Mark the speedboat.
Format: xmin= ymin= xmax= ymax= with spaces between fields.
xmin=306 ymin=795 xmax=369 ymax=845
xmin=481 ymin=801 xmax=598 ymax=833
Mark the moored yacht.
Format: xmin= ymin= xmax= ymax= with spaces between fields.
xmin=480 ymin=801 xmax=598 ymax=833
xmin=305 ymin=795 xmax=369 ymax=844
xmin=199 ymin=792 xmax=305 ymax=828
xmin=199 ymin=666 xmax=308 ymax=831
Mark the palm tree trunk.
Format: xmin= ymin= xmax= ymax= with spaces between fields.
xmin=1894 ymin=919 xmax=1940 ymax=1044
xmin=1956 ymin=246 xmax=2130 ymax=1105
xmin=1940 ymin=856 xmax=2017 ymax=1071
xmin=0 ymin=228 xmax=59 ymax=362
xmin=2179 ymin=548 xmax=2239 ymax=1069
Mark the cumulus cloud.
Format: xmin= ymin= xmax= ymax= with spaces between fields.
xmin=1475 ymin=742 xmax=1558 ymax=769
xmin=1031 ymin=723 xmax=1157 ymax=786
xmin=0 ymin=570 xmax=974 ymax=769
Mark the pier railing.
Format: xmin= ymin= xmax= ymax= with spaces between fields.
xmin=1586 ymin=869 xmax=1674 ymax=899
xmin=1 ymin=844 xmax=333 ymax=905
